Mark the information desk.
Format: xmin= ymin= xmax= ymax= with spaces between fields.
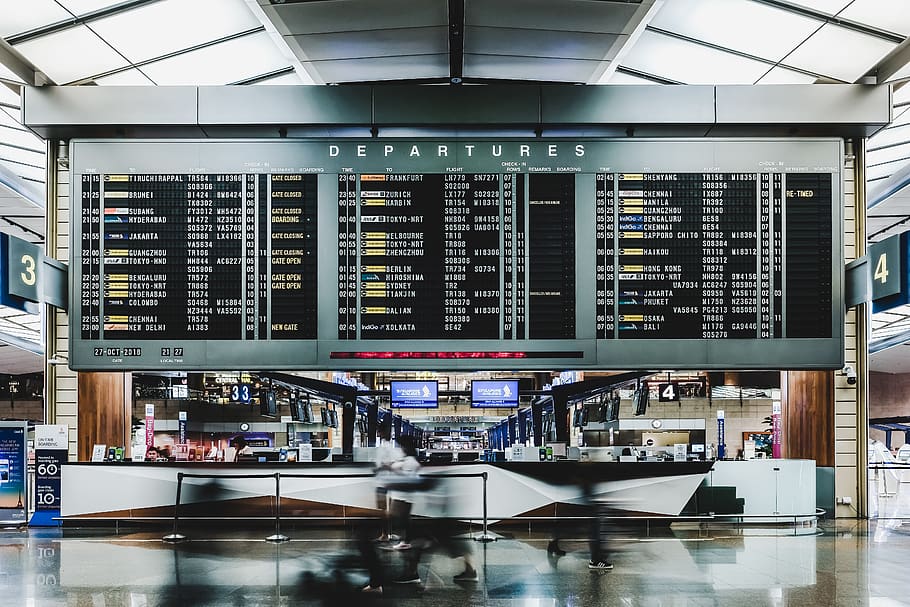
xmin=60 ymin=461 xmax=713 ymax=522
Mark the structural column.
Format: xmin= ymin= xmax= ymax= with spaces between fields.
xmin=76 ymin=372 xmax=132 ymax=461
xmin=780 ymin=370 xmax=835 ymax=466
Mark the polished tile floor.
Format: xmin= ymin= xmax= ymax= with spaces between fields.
xmin=0 ymin=520 xmax=908 ymax=606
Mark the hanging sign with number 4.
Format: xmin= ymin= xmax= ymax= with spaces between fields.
xmin=871 ymin=232 xmax=910 ymax=313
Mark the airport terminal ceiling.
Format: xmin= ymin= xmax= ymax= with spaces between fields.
xmin=69 ymin=137 xmax=843 ymax=371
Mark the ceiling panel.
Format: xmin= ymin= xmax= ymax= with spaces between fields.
xmin=465 ymin=27 xmax=622 ymax=61
xmin=0 ymin=62 xmax=26 ymax=85
xmin=0 ymin=344 xmax=42 ymax=375
xmin=140 ymin=32 xmax=289 ymax=86
xmin=464 ymin=54 xmax=604 ymax=83
xmin=262 ymin=0 xmax=447 ymax=35
xmin=0 ymin=86 xmax=20 ymax=107
xmin=285 ymin=27 xmax=448 ymax=61
xmin=251 ymin=71 xmax=305 ymax=85
xmin=895 ymin=85 xmax=910 ymax=107
xmin=782 ymin=0 xmax=851 ymax=14
xmin=14 ymin=25 xmax=130 ymax=84
xmin=466 ymin=0 xmax=642 ymax=33
xmin=839 ymin=0 xmax=910 ymax=37
xmin=306 ymin=54 xmax=449 ymax=83
xmin=869 ymin=157 xmax=910 ymax=182
xmin=90 ymin=0 xmax=261 ymax=64
xmin=94 ymin=68 xmax=156 ymax=86
xmin=57 ymin=0 xmax=150 ymax=16
xmin=621 ymin=30 xmax=771 ymax=84
xmin=755 ymin=66 xmax=818 ymax=84
xmin=650 ymin=0 xmax=823 ymax=63
xmin=0 ymin=0 xmax=72 ymax=38
xmin=868 ymin=144 xmax=910 ymax=167
xmin=782 ymin=23 xmax=896 ymax=82
xmin=870 ymin=343 xmax=910 ymax=374
xmin=869 ymin=124 xmax=910 ymax=150
xmin=607 ymin=71 xmax=661 ymax=85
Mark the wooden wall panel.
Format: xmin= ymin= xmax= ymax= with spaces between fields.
xmin=77 ymin=372 xmax=132 ymax=461
xmin=781 ymin=370 xmax=835 ymax=467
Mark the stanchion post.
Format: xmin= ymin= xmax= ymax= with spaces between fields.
xmin=266 ymin=472 xmax=289 ymax=543
xmin=475 ymin=471 xmax=496 ymax=542
xmin=163 ymin=472 xmax=187 ymax=542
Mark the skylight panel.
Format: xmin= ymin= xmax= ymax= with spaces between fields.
xmin=650 ymin=0 xmax=823 ymax=63
xmin=621 ymin=30 xmax=770 ymax=84
xmin=0 ymin=0 xmax=71 ymax=38
xmin=90 ymin=0 xmax=261 ymax=64
xmin=14 ymin=25 xmax=129 ymax=84
xmin=755 ymin=66 xmax=818 ymax=84
xmin=782 ymin=23 xmax=896 ymax=82
xmin=139 ymin=32 xmax=288 ymax=86
xmin=839 ymin=0 xmax=910 ymax=37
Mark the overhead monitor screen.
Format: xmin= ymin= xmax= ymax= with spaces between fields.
xmin=390 ymin=381 xmax=439 ymax=408
xmin=70 ymin=138 xmax=843 ymax=370
xmin=471 ymin=380 xmax=520 ymax=407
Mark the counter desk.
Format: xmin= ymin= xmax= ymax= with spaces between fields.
xmin=60 ymin=460 xmax=714 ymax=523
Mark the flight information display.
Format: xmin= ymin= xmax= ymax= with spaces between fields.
xmin=79 ymin=173 xmax=317 ymax=349
xmin=70 ymin=139 xmax=843 ymax=371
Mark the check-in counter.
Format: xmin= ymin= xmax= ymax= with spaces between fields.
xmin=701 ymin=459 xmax=816 ymax=520
xmin=60 ymin=460 xmax=713 ymax=523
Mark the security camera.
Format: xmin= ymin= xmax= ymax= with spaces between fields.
xmin=842 ymin=365 xmax=857 ymax=385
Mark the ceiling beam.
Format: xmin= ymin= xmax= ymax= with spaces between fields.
xmin=0 ymin=331 xmax=42 ymax=357
xmin=867 ymin=37 xmax=910 ymax=84
xmin=0 ymin=39 xmax=51 ymax=86
xmin=448 ymin=0 xmax=465 ymax=84
xmin=0 ymin=163 xmax=44 ymax=208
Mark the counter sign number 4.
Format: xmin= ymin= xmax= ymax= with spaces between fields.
xmin=658 ymin=382 xmax=679 ymax=402
xmin=869 ymin=233 xmax=905 ymax=312
xmin=874 ymin=252 xmax=889 ymax=285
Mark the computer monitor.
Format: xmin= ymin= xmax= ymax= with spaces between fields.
xmin=607 ymin=394 xmax=621 ymax=421
xmin=632 ymin=387 xmax=649 ymax=416
xmin=302 ymin=399 xmax=314 ymax=423
xmin=260 ymin=390 xmax=277 ymax=417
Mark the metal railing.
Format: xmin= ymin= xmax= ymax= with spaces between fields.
xmin=163 ymin=472 xmax=280 ymax=543
xmin=162 ymin=470 xmax=493 ymax=543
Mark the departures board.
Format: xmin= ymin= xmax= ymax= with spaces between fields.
xmin=69 ymin=139 xmax=843 ymax=371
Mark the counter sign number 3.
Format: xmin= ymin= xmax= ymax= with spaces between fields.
xmin=1 ymin=233 xmax=42 ymax=309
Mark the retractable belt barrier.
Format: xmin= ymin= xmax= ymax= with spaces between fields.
xmin=162 ymin=470 xmax=492 ymax=543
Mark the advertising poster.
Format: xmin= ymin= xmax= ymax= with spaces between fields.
xmin=0 ymin=422 xmax=28 ymax=523
xmin=716 ymin=410 xmax=726 ymax=460
xmin=34 ymin=425 xmax=68 ymax=512
xmin=178 ymin=411 xmax=187 ymax=445
xmin=772 ymin=401 xmax=782 ymax=459
xmin=145 ymin=404 xmax=155 ymax=452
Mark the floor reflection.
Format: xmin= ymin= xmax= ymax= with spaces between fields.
xmin=0 ymin=521 xmax=908 ymax=606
